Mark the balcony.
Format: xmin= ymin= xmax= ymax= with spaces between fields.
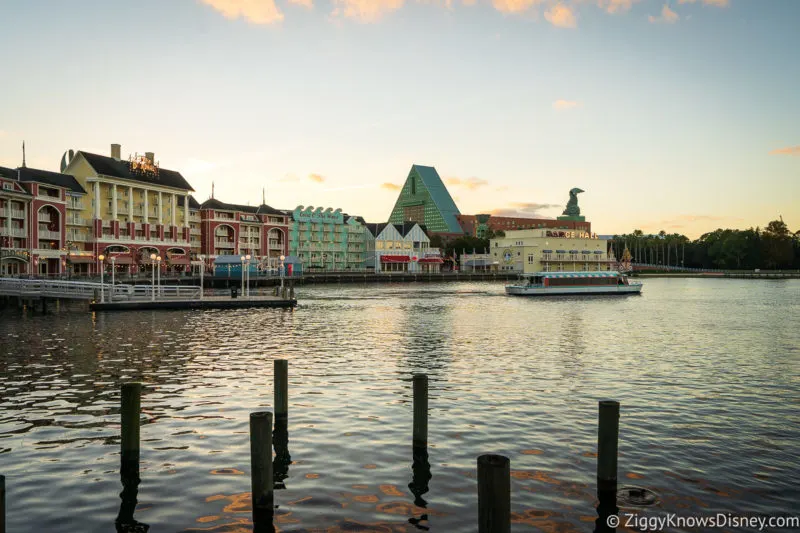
xmin=38 ymin=213 xmax=51 ymax=223
xmin=0 ymin=227 xmax=27 ymax=238
xmin=67 ymin=217 xmax=89 ymax=226
xmin=38 ymin=229 xmax=61 ymax=240
xmin=190 ymin=228 xmax=201 ymax=235
xmin=215 ymin=240 xmax=235 ymax=248
xmin=67 ymin=200 xmax=84 ymax=210
xmin=189 ymin=215 xmax=200 ymax=223
xmin=133 ymin=208 xmax=144 ymax=216
xmin=118 ymin=206 xmax=129 ymax=215
xmin=67 ymin=232 xmax=89 ymax=242
xmin=269 ymin=240 xmax=283 ymax=250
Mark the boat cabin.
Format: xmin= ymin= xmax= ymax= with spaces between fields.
xmin=524 ymin=271 xmax=630 ymax=287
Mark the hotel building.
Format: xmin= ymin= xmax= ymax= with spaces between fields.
xmin=490 ymin=228 xmax=615 ymax=273
xmin=364 ymin=222 xmax=443 ymax=273
xmin=62 ymin=145 xmax=196 ymax=274
xmin=287 ymin=206 xmax=367 ymax=271
xmin=456 ymin=213 xmax=591 ymax=238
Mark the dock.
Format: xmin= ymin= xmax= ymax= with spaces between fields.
xmin=90 ymin=295 xmax=296 ymax=311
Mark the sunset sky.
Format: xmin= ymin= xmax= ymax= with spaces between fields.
xmin=1 ymin=0 xmax=798 ymax=237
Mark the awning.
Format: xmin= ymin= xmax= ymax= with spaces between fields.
xmin=68 ymin=255 xmax=94 ymax=264
xmin=581 ymin=250 xmax=592 ymax=254
xmin=542 ymin=249 xmax=553 ymax=253
xmin=381 ymin=255 xmax=410 ymax=263
xmin=569 ymin=250 xmax=579 ymax=254
xmin=556 ymin=250 xmax=566 ymax=253
xmin=419 ymin=257 xmax=444 ymax=264
xmin=108 ymin=256 xmax=133 ymax=265
xmin=168 ymin=256 xmax=190 ymax=265
xmin=594 ymin=251 xmax=603 ymax=254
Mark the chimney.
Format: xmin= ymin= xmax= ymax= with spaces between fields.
xmin=145 ymin=152 xmax=155 ymax=164
xmin=111 ymin=143 xmax=121 ymax=160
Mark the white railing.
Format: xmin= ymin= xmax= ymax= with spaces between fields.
xmin=38 ymin=229 xmax=61 ymax=240
xmin=67 ymin=201 xmax=84 ymax=210
xmin=0 ymin=278 xmax=202 ymax=302
xmin=38 ymin=213 xmax=51 ymax=223
xmin=128 ymin=285 xmax=201 ymax=300
xmin=215 ymin=240 xmax=235 ymax=248
xmin=0 ymin=227 xmax=27 ymax=238
xmin=67 ymin=217 xmax=89 ymax=226
xmin=8 ymin=209 xmax=24 ymax=219
xmin=67 ymin=232 xmax=89 ymax=242
xmin=190 ymin=228 xmax=201 ymax=235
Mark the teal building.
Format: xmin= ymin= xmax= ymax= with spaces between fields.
xmin=287 ymin=206 xmax=366 ymax=271
xmin=387 ymin=165 xmax=463 ymax=234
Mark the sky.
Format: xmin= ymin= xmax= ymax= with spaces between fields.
xmin=0 ymin=0 xmax=798 ymax=238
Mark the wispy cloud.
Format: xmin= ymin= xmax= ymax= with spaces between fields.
xmin=445 ymin=176 xmax=489 ymax=190
xmin=545 ymin=3 xmax=576 ymax=28
xmin=279 ymin=173 xmax=300 ymax=182
xmin=770 ymin=146 xmax=800 ymax=156
xmin=308 ymin=173 xmax=326 ymax=183
xmin=331 ymin=0 xmax=405 ymax=22
xmin=290 ymin=0 xmax=314 ymax=7
xmin=381 ymin=182 xmax=402 ymax=191
xmin=491 ymin=0 xmax=540 ymax=14
xmin=678 ymin=0 xmax=728 ymax=6
xmin=595 ymin=0 xmax=640 ymax=13
xmin=490 ymin=201 xmax=561 ymax=218
xmin=649 ymin=3 xmax=678 ymax=23
xmin=199 ymin=0 xmax=284 ymax=24
xmin=553 ymin=99 xmax=580 ymax=110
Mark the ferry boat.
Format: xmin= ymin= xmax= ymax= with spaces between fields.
xmin=505 ymin=271 xmax=642 ymax=296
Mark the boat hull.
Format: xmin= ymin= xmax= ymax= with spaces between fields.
xmin=505 ymin=284 xmax=642 ymax=296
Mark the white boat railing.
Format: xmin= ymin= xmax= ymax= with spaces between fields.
xmin=0 ymin=277 xmax=201 ymax=301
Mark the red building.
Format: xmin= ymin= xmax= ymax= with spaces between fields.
xmin=199 ymin=198 xmax=290 ymax=268
xmin=456 ymin=214 xmax=591 ymax=237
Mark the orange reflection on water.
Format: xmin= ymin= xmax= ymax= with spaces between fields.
xmin=210 ymin=468 xmax=245 ymax=475
xmin=379 ymin=484 xmax=405 ymax=497
xmin=511 ymin=470 xmax=563 ymax=485
xmin=521 ymin=449 xmax=544 ymax=455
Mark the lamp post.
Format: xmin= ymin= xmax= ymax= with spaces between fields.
xmin=280 ymin=254 xmax=286 ymax=291
xmin=240 ymin=255 xmax=246 ymax=297
xmin=245 ymin=254 xmax=251 ymax=297
xmin=98 ymin=254 xmax=105 ymax=303
xmin=110 ymin=256 xmax=116 ymax=299
xmin=150 ymin=253 xmax=157 ymax=301
xmin=156 ymin=255 xmax=162 ymax=298
xmin=198 ymin=254 xmax=205 ymax=300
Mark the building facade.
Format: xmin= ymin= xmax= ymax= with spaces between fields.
xmin=63 ymin=145 xmax=196 ymax=275
xmin=490 ymin=228 xmax=615 ymax=273
xmin=387 ymin=165 xmax=463 ymax=236
xmin=287 ymin=206 xmax=366 ymax=271
xmin=198 ymin=198 xmax=289 ymax=268
xmin=457 ymin=213 xmax=592 ymax=238
xmin=365 ymin=222 xmax=443 ymax=273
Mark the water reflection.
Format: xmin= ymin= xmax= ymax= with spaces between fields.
xmin=273 ymin=419 xmax=291 ymax=490
xmin=116 ymin=461 xmax=149 ymax=532
xmin=408 ymin=445 xmax=432 ymax=530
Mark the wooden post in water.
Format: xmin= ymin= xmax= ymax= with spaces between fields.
xmin=1 ymin=474 xmax=5 ymax=533
xmin=250 ymin=411 xmax=274 ymax=525
xmin=412 ymin=374 xmax=428 ymax=448
xmin=477 ymin=454 xmax=510 ymax=533
xmin=597 ymin=400 xmax=620 ymax=493
xmin=120 ymin=383 xmax=142 ymax=468
xmin=274 ymin=359 xmax=288 ymax=422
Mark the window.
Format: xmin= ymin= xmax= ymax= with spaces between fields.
xmin=411 ymin=177 xmax=416 ymax=195
xmin=2 ymin=183 xmax=12 ymax=191
xmin=528 ymin=254 xmax=534 ymax=264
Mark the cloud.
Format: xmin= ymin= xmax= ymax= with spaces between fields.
xmin=545 ymin=3 xmax=576 ymax=27
xmin=279 ymin=173 xmax=300 ymax=182
xmin=199 ymin=0 xmax=284 ymax=24
xmin=594 ymin=0 xmax=639 ymax=13
xmin=308 ymin=173 xmax=326 ymax=183
xmin=649 ymin=3 xmax=678 ymax=23
xmin=553 ymin=99 xmax=580 ymax=110
xmin=381 ymin=182 xmax=402 ymax=191
xmin=331 ymin=0 xmax=405 ymax=22
xmin=770 ymin=146 xmax=800 ymax=156
xmin=490 ymin=0 xmax=540 ymax=14
xmin=490 ymin=202 xmax=561 ymax=218
xmin=678 ymin=0 xmax=728 ymax=6
xmin=289 ymin=0 xmax=313 ymax=7
xmin=445 ymin=176 xmax=489 ymax=190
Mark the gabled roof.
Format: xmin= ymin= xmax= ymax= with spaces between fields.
xmin=79 ymin=151 xmax=194 ymax=191
xmin=392 ymin=221 xmax=430 ymax=237
xmin=177 ymin=195 xmax=201 ymax=209
xmin=0 ymin=166 xmax=32 ymax=196
xmin=200 ymin=198 xmax=286 ymax=216
xmin=17 ymin=166 xmax=86 ymax=194
xmin=364 ymin=222 xmax=389 ymax=238
xmin=411 ymin=165 xmax=462 ymax=233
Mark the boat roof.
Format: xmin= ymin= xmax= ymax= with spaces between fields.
xmin=522 ymin=271 xmax=621 ymax=278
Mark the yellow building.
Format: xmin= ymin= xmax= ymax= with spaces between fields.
xmin=490 ymin=228 xmax=615 ymax=273
xmin=62 ymin=144 xmax=196 ymax=274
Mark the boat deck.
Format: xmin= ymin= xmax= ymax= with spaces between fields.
xmin=90 ymin=295 xmax=297 ymax=311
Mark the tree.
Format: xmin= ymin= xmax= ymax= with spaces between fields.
xmin=762 ymin=218 xmax=793 ymax=269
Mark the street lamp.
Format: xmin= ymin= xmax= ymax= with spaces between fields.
xmin=245 ymin=254 xmax=251 ymax=297
xmin=240 ymin=255 xmax=246 ymax=298
xmin=150 ymin=253 xmax=157 ymax=301
xmin=98 ymin=254 xmax=105 ymax=303
xmin=156 ymin=255 xmax=162 ymax=298
xmin=198 ymin=254 xmax=205 ymax=300
xmin=110 ymin=256 xmax=116 ymax=299
xmin=280 ymin=254 xmax=286 ymax=291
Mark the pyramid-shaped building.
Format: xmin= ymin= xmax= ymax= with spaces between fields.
xmin=387 ymin=165 xmax=463 ymax=235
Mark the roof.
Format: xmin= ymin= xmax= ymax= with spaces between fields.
xmin=200 ymin=198 xmax=286 ymax=216
xmin=0 ymin=166 xmax=17 ymax=180
xmin=12 ymin=166 xmax=86 ymax=194
xmin=79 ymin=151 xmax=194 ymax=192
xmin=364 ymin=222 xmax=389 ymax=238
xmin=411 ymin=165 xmax=462 ymax=233
xmin=177 ymin=195 xmax=201 ymax=209
xmin=522 ymin=271 xmax=620 ymax=278
xmin=392 ymin=221 xmax=429 ymax=237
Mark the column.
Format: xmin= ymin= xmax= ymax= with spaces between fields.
xmin=157 ymin=192 xmax=162 ymax=224
xmin=184 ymin=195 xmax=189 ymax=227
xmin=171 ymin=194 xmax=177 ymax=227
xmin=143 ymin=190 xmax=149 ymax=222
xmin=112 ymin=184 xmax=118 ymax=220
xmin=94 ymin=182 xmax=101 ymax=219
xmin=128 ymin=186 xmax=134 ymax=222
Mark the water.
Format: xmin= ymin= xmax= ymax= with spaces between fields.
xmin=1 ymin=278 xmax=799 ymax=532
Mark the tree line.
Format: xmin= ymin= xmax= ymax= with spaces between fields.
xmin=610 ymin=218 xmax=800 ymax=270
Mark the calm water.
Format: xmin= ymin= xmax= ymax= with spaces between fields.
xmin=1 ymin=279 xmax=799 ymax=532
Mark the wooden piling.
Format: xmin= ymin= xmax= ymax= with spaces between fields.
xmin=1 ymin=474 xmax=5 ymax=533
xmin=250 ymin=411 xmax=274 ymax=524
xmin=477 ymin=454 xmax=510 ymax=533
xmin=412 ymin=374 xmax=428 ymax=448
xmin=274 ymin=359 xmax=288 ymax=422
xmin=597 ymin=400 xmax=620 ymax=492
xmin=120 ymin=383 xmax=142 ymax=468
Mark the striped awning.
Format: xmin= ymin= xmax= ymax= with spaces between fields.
xmin=542 ymin=249 xmax=553 ymax=253
xmin=581 ymin=250 xmax=592 ymax=254
xmin=569 ymin=249 xmax=579 ymax=253
xmin=419 ymin=257 xmax=444 ymax=264
xmin=381 ymin=255 xmax=410 ymax=263
xmin=593 ymin=251 xmax=603 ymax=254
xmin=556 ymin=250 xmax=566 ymax=253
